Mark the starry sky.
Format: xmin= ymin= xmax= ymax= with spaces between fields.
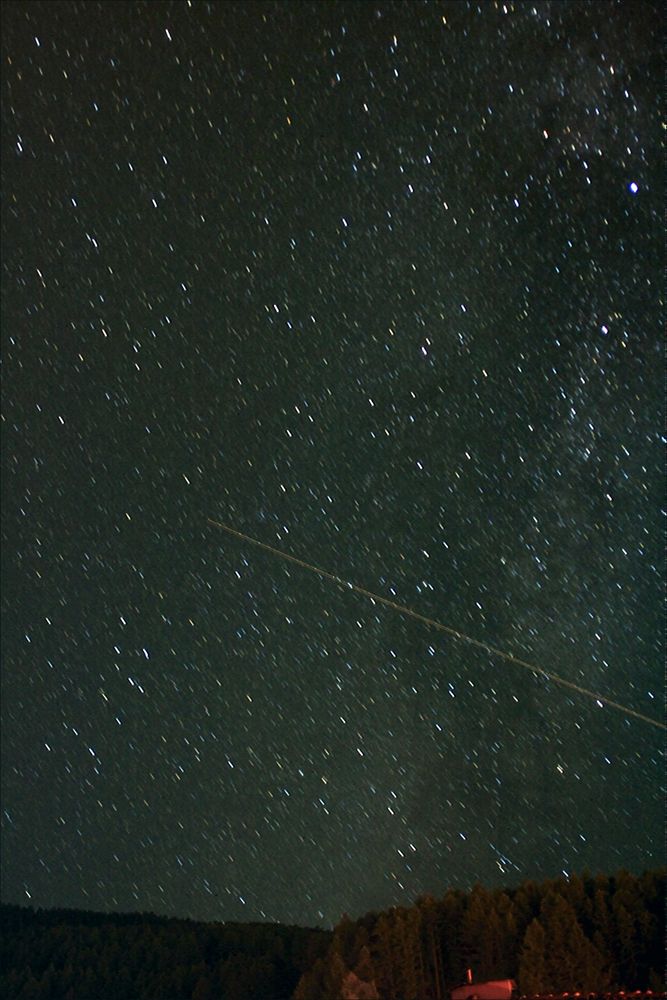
xmin=1 ymin=0 xmax=663 ymax=930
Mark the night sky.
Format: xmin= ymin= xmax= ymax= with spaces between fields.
xmin=1 ymin=0 xmax=663 ymax=930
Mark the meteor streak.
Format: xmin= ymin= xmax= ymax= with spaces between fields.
xmin=207 ymin=518 xmax=665 ymax=732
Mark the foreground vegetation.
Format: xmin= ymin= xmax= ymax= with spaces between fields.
xmin=0 ymin=906 xmax=329 ymax=1000
xmin=294 ymin=869 xmax=665 ymax=999
xmin=1 ymin=869 xmax=663 ymax=999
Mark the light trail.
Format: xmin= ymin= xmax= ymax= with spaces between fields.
xmin=207 ymin=518 xmax=665 ymax=732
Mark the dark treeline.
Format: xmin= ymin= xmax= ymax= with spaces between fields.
xmin=1 ymin=869 xmax=664 ymax=1000
xmin=0 ymin=905 xmax=329 ymax=1000
xmin=294 ymin=869 xmax=665 ymax=1000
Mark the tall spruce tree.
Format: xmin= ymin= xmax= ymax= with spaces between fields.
xmin=370 ymin=913 xmax=398 ymax=1000
xmin=460 ymin=885 xmax=506 ymax=981
xmin=518 ymin=918 xmax=547 ymax=996
xmin=397 ymin=908 xmax=425 ymax=1000
xmin=540 ymin=891 xmax=608 ymax=992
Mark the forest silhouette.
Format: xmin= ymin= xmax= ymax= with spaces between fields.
xmin=1 ymin=868 xmax=664 ymax=1000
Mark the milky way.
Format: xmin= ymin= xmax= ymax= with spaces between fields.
xmin=1 ymin=0 xmax=662 ymax=928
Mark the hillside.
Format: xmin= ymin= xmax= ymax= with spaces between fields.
xmin=0 ymin=905 xmax=329 ymax=999
xmin=1 ymin=869 xmax=664 ymax=1000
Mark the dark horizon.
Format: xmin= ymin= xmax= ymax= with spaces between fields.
xmin=2 ymin=859 xmax=664 ymax=934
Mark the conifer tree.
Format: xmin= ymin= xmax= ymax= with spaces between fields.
xmin=540 ymin=891 xmax=608 ymax=992
xmin=440 ymin=887 xmax=469 ymax=988
xmin=418 ymin=894 xmax=446 ymax=1000
xmin=461 ymin=885 xmax=506 ymax=980
xmin=323 ymin=948 xmax=348 ymax=999
xmin=492 ymin=890 xmax=519 ymax=977
xmin=293 ymin=957 xmax=327 ymax=1000
xmin=397 ymin=908 xmax=425 ymax=1000
xmin=592 ymin=888 xmax=617 ymax=987
xmin=354 ymin=943 xmax=376 ymax=984
xmin=518 ymin=918 xmax=547 ymax=995
xmin=370 ymin=913 xmax=398 ymax=1000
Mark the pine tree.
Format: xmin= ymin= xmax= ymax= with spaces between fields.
xmin=354 ymin=944 xmax=377 ymax=984
xmin=612 ymin=870 xmax=659 ymax=988
xmin=370 ymin=913 xmax=398 ymax=1000
xmin=334 ymin=914 xmax=358 ymax=969
xmin=518 ymin=918 xmax=547 ymax=996
xmin=439 ymin=888 xmax=468 ymax=989
xmin=460 ymin=885 xmax=505 ymax=981
xmin=612 ymin=900 xmax=638 ymax=988
xmin=293 ymin=957 xmax=327 ymax=1000
xmin=397 ymin=908 xmax=425 ymax=1000
xmin=540 ymin=891 xmax=608 ymax=992
xmin=323 ymin=948 xmax=347 ymax=999
xmin=592 ymin=888 xmax=617 ymax=987
xmin=417 ymin=894 xmax=446 ymax=1000
xmin=492 ymin=890 xmax=519 ymax=977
